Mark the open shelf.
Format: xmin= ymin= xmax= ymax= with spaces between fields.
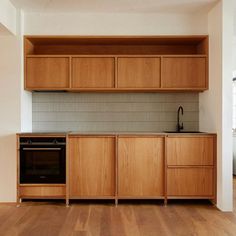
xmin=25 ymin=35 xmax=208 ymax=56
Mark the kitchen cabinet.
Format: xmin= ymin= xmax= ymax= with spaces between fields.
xmin=24 ymin=36 xmax=209 ymax=92
xmin=167 ymin=136 xmax=214 ymax=166
xmin=166 ymin=135 xmax=216 ymax=198
xmin=118 ymin=136 xmax=164 ymax=197
xmin=26 ymin=57 xmax=70 ymax=89
xmin=161 ymin=57 xmax=207 ymax=89
xmin=69 ymin=136 xmax=115 ymax=197
xmin=71 ymin=57 xmax=115 ymax=88
xmin=167 ymin=168 xmax=213 ymax=196
xmin=17 ymin=133 xmax=217 ymax=204
xmin=117 ymin=57 xmax=161 ymax=88
xmin=19 ymin=185 xmax=66 ymax=198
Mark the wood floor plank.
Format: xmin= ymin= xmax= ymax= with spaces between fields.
xmin=86 ymin=205 xmax=103 ymax=236
xmin=59 ymin=205 xmax=84 ymax=236
xmin=119 ymin=205 xmax=140 ymax=236
xmin=134 ymin=205 xmax=169 ymax=236
xmin=1 ymin=178 xmax=236 ymax=235
xmin=109 ymin=206 xmax=126 ymax=236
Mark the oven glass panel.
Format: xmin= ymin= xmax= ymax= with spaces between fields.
xmin=20 ymin=146 xmax=66 ymax=184
xmin=24 ymin=151 xmax=60 ymax=176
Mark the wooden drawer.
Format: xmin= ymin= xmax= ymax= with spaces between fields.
xmin=19 ymin=185 xmax=66 ymax=198
xmin=167 ymin=168 xmax=214 ymax=196
xmin=26 ymin=57 xmax=70 ymax=89
xmin=167 ymin=136 xmax=214 ymax=166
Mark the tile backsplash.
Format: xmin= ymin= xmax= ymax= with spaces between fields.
xmin=32 ymin=93 xmax=199 ymax=132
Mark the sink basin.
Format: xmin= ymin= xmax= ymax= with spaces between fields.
xmin=164 ymin=131 xmax=203 ymax=133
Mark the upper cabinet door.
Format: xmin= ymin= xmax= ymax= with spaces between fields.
xmin=26 ymin=57 xmax=70 ymax=89
xmin=71 ymin=57 xmax=115 ymax=88
xmin=117 ymin=57 xmax=161 ymax=88
xmin=161 ymin=57 xmax=207 ymax=89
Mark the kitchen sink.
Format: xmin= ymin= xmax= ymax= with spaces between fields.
xmin=164 ymin=131 xmax=204 ymax=133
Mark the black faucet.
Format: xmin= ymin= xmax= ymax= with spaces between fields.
xmin=177 ymin=106 xmax=184 ymax=132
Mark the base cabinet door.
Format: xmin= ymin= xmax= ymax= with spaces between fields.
xmin=69 ymin=136 xmax=115 ymax=197
xmin=167 ymin=168 xmax=214 ymax=197
xmin=118 ymin=137 xmax=164 ymax=197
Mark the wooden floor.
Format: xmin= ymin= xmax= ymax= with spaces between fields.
xmin=1 ymin=180 xmax=236 ymax=236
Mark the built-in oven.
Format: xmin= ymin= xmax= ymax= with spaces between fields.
xmin=19 ymin=137 xmax=66 ymax=184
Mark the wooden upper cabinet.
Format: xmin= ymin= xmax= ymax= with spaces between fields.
xmin=26 ymin=57 xmax=69 ymax=89
xmin=118 ymin=136 xmax=164 ymax=197
xmin=117 ymin=57 xmax=161 ymax=88
xmin=69 ymin=136 xmax=115 ymax=197
xmin=167 ymin=136 xmax=214 ymax=166
xmin=24 ymin=36 xmax=209 ymax=91
xmin=161 ymin=57 xmax=207 ymax=89
xmin=71 ymin=57 xmax=115 ymax=88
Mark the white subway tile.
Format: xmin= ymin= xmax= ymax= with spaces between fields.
xmin=32 ymin=93 xmax=199 ymax=132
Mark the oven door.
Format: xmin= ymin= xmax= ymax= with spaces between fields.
xmin=20 ymin=145 xmax=66 ymax=184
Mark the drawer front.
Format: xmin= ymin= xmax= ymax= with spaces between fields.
xmin=167 ymin=168 xmax=214 ymax=196
xmin=167 ymin=137 xmax=214 ymax=166
xmin=20 ymin=186 xmax=66 ymax=198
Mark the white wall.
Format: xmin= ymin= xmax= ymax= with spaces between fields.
xmin=24 ymin=12 xmax=208 ymax=35
xmin=199 ymin=0 xmax=234 ymax=211
xmin=233 ymin=36 xmax=236 ymax=73
xmin=0 ymin=35 xmax=21 ymax=202
xmin=0 ymin=9 xmax=31 ymax=202
xmin=20 ymin=13 xmax=32 ymax=132
xmin=0 ymin=0 xmax=17 ymax=35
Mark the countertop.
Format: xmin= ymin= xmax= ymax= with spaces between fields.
xmin=17 ymin=131 xmax=216 ymax=136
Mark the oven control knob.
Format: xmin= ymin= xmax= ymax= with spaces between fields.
xmin=53 ymin=139 xmax=58 ymax=144
xmin=28 ymin=140 xmax=32 ymax=144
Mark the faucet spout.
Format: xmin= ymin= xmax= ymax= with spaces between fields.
xmin=177 ymin=106 xmax=184 ymax=132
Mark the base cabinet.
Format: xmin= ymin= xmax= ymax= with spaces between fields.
xmin=69 ymin=136 xmax=116 ymax=197
xmin=167 ymin=168 xmax=214 ymax=197
xmin=17 ymin=134 xmax=216 ymax=203
xmin=166 ymin=135 xmax=216 ymax=199
xmin=19 ymin=185 xmax=66 ymax=199
xmin=118 ymin=137 xmax=164 ymax=197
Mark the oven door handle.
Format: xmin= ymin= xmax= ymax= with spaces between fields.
xmin=22 ymin=148 xmax=62 ymax=151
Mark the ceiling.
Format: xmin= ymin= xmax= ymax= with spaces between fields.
xmin=10 ymin=0 xmax=217 ymax=13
